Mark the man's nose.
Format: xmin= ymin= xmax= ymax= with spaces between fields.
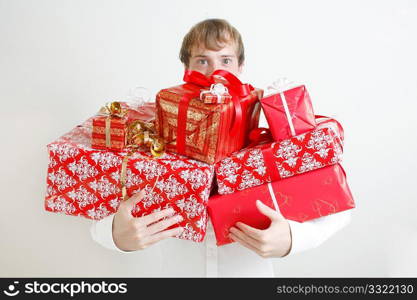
xmin=206 ymin=62 xmax=221 ymax=76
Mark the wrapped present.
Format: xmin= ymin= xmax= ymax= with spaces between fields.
xmin=261 ymin=79 xmax=316 ymax=142
xmin=208 ymin=164 xmax=355 ymax=246
xmin=200 ymin=83 xmax=232 ymax=104
xmin=91 ymin=102 xmax=155 ymax=151
xmin=45 ymin=104 xmax=214 ymax=242
xmin=215 ymin=116 xmax=344 ymax=195
xmin=156 ymin=69 xmax=262 ymax=164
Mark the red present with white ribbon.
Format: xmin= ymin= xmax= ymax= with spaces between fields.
xmin=261 ymin=79 xmax=316 ymax=142
xmin=208 ymin=163 xmax=355 ymax=246
xmin=45 ymin=104 xmax=214 ymax=242
xmin=215 ymin=116 xmax=344 ymax=195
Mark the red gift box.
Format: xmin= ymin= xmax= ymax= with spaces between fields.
xmin=45 ymin=108 xmax=214 ymax=242
xmin=208 ymin=163 xmax=355 ymax=246
xmin=215 ymin=116 xmax=344 ymax=195
xmin=91 ymin=102 xmax=155 ymax=151
xmin=261 ymin=84 xmax=316 ymax=142
xmin=155 ymin=69 xmax=262 ymax=164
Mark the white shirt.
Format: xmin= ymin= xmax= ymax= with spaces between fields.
xmin=90 ymin=210 xmax=352 ymax=277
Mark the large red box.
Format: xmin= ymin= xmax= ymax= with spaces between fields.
xmin=208 ymin=164 xmax=355 ymax=246
xmin=45 ymin=104 xmax=214 ymax=242
xmin=215 ymin=116 xmax=343 ymax=194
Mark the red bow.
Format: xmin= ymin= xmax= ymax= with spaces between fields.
xmin=176 ymin=69 xmax=254 ymax=156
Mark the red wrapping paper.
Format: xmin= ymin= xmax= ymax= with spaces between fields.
xmin=261 ymin=85 xmax=316 ymax=142
xmin=45 ymin=105 xmax=214 ymax=242
xmin=155 ymin=70 xmax=262 ymax=164
xmin=215 ymin=116 xmax=344 ymax=195
xmin=208 ymin=164 xmax=355 ymax=246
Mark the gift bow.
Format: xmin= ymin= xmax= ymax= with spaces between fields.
xmin=266 ymin=77 xmax=300 ymax=137
xmin=120 ymin=120 xmax=165 ymax=201
xmin=176 ymin=69 xmax=253 ymax=155
xmin=127 ymin=120 xmax=165 ymax=158
xmin=200 ymin=83 xmax=229 ymax=104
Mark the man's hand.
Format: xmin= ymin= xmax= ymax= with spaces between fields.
xmin=112 ymin=190 xmax=184 ymax=252
xmin=229 ymin=200 xmax=292 ymax=258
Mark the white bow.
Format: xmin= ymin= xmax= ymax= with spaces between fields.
xmin=267 ymin=77 xmax=299 ymax=94
xmin=200 ymin=83 xmax=229 ymax=104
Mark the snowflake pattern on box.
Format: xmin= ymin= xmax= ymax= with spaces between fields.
xmin=215 ymin=120 xmax=344 ymax=195
xmin=45 ymin=109 xmax=215 ymax=242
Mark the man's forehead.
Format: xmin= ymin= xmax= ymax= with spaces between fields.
xmin=191 ymin=43 xmax=238 ymax=57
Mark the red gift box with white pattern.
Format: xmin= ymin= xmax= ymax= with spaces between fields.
xmin=208 ymin=163 xmax=355 ymax=246
xmin=215 ymin=116 xmax=344 ymax=195
xmin=261 ymin=85 xmax=316 ymax=142
xmin=45 ymin=105 xmax=214 ymax=242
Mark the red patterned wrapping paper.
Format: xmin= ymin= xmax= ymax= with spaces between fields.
xmin=208 ymin=164 xmax=355 ymax=246
xmin=45 ymin=108 xmax=214 ymax=242
xmin=261 ymin=85 xmax=316 ymax=142
xmin=155 ymin=70 xmax=262 ymax=164
xmin=215 ymin=116 xmax=343 ymax=195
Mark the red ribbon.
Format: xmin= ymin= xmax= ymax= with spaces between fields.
xmin=176 ymin=69 xmax=254 ymax=155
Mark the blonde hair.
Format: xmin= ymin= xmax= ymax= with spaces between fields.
xmin=179 ymin=19 xmax=245 ymax=67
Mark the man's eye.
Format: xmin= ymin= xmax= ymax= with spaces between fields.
xmin=198 ymin=59 xmax=208 ymax=65
xmin=222 ymin=58 xmax=232 ymax=64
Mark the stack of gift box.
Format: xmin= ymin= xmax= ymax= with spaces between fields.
xmin=44 ymin=70 xmax=355 ymax=245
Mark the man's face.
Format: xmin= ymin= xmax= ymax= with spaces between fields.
xmin=188 ymin=42 xmax=243 ymax=77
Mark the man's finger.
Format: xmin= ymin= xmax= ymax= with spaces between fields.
xmin=141 ymin=207 xmax=176 ymax=226
xmin=147 ymin=214 xmax=183 ymax=235
xmin=229 ymin=226 xmax=261 ymax=250
xmin=145 ymin=226 xmax=184 ymax=245
xmin=121 ymin=189 xmax=145 ymax=213
xmin=229 ymin=232 xmax=261 ymax=255
xmin=235 ymin=222 xmax=264 ymax=241
xmin=256 ymin=200 xmax=284 ymax=222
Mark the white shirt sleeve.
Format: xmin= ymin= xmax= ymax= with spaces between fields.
xmin=90 ymin=214 xmax=134 ymax=254
xmin=285 ymin=209 xmax=352 ymax=256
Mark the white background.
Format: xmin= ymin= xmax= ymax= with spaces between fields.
xmin=1 ymin=0 xmax=416 ymax=277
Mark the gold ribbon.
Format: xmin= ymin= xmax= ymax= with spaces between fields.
xmin=127 ymin=120 xmax=165 ymax=158
xmin=119 ymin=121 xmax=165 ymax=201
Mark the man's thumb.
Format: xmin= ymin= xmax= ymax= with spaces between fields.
xmin=256 ymin=200 xmax=285 ymax=222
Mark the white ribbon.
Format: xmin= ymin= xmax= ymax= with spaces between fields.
xmin=267 ymin=182 xmax=280 ymax=212
xmin=200 ymin=83 xmax=229 ymax=104
xmin=267 ymin=78 xmax=300 ymax=137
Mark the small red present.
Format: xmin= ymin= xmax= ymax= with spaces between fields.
xmin=155 ymin=69 xmax=262 ymax=164
xmin=200 ymin=83 xmax=232 ymax=104
xmin=215 ymin=116 xmax=343 ymax=195
xmin=91 ymin=102 xmax=155 ymax=151
xmin=261 ymin=80 xmax=316 ymax=142
xmin=208 ymin=164 xmax=355 ymax=246
xmin=45 ymin=105 xmax=214 ymax=242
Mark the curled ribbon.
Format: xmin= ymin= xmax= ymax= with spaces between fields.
xmin=127 ymin=120 xmax=165 ymax=158
xmin=120 ymin=120 xmax=164 ymax=201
